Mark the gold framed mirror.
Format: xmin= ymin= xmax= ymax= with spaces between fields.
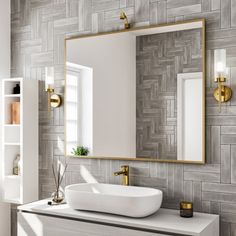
xmin=65 ymin=19 xmax=205 ymax=164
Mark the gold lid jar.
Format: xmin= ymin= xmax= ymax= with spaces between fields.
xmin=180 ymin=201 xmax=193 ymax=218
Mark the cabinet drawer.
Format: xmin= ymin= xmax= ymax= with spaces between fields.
xmin=18 ymin=212 xmax=178 ymax=236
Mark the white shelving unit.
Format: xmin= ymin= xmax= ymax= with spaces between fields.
xmin=2 ymin=78 xmax=38 ymax=204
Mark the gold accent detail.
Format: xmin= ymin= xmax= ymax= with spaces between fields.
xmin=46 ymin=88 xmax=61 ymax=109
xmin=120 ymin=11 xmax=130 ymax=29
xmin=213 ymin=76 xmax=232 ymax=112
xmin=46 ymin=88 xmax=55 ymax=93
xmin=50 ymin=94 xmax=62 ymax=108
xmin=65 ymin=18 xmax=205 ymax=41
xmin=64 ymin=19 xmax=206 ymax=164
xmin=213 ymin=85 xmax=232 ymax=103
xmin=214 ymin=76 xmax=226 ymax=83
xmin=114 ymin=165 xmax=129 ymax=186
xmin=46 ymin=87 xmax=54 ymax=113
xmin=180 ymin=201 xmax=193 ymax=210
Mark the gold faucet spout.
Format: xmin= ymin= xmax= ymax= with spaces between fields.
xmin=113 ymin=170 xmax=125 ymax=176
xmin=113 ymin=165 xmax=129 ymax=186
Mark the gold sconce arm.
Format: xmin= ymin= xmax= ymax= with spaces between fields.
xmin=213 ymin=76 xmax=232 ymax=112
xmin=46 ymin=88 xmax=62 ymax=112
xmin=46 ymin=88 xmax=54 ymax=112
xmin=213 ymin=49 xmax=232 ymax=112
xmin=45 ymin=67 xmax=62 ymax=112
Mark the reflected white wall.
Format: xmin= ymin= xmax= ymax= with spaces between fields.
xmin=177 ymin=72 xmax=203 ymax=161
xmin=67 ymin=33 xmax=136 ymax=157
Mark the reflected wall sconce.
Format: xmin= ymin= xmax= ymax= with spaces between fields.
xmin=213 ymin=49 xmax=232 ymax=111
xmin=45 ymin=67 xmax=62 ymax=111
xmin=120 ymin=11 xmax=130 ymax=29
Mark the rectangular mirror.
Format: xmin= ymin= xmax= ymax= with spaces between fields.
xmin=65 ymin=19 xmax=205 ymax=163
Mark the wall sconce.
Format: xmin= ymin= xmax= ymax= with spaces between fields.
xmin=213 ymin=49 xmax=232 ymax=111
xmin=45 ymin=67 xmax=61 ymax=111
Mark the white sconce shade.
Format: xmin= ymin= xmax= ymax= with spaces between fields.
xmin=45 ymin=66 xmax=61 ymax=109
xmin=214 ymin=49 xmax=226 ymax=77
xmin=45 ymin=67 xmax=55 ymax=91
xmin=213 ymin=48 xmax=232 ymax=110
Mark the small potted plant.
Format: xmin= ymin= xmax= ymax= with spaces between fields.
xmin=71 ymin=146 xmax=89 ymax=156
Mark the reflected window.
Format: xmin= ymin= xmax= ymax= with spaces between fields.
xmin=66 ymin=62 xmax=93 ymax=155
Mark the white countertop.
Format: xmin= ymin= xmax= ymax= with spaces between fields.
xmin=18 ymin=199 xmax=219 ymax=236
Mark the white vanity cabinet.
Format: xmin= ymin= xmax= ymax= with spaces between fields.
xmin=18 ymin=200 xmax=219 ymax=236
xmin=18 ymin=213 xmax=176 ymax=236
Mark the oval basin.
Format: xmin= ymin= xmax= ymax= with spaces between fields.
xmin=65 ymin=183 xmax=163 ymax=218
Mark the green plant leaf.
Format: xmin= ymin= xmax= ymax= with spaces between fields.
xmin=71 ymin=146 xmax=89 ymax=156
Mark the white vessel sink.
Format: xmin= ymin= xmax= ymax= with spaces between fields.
xmin=65 ymin=183 xmax=163 ymax=218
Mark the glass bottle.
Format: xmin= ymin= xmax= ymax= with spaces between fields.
xmin=13 ymin=84 xmax=20 ymax=94
xmin=13 ymin=154 xmax=20 ymax=175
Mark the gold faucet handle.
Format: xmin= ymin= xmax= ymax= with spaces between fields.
xmin=120 ymin=11 xmax=126 ymax=20
xmin=121 ymin=165 xmax=129 ymax=173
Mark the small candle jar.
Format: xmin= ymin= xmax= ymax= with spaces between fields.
xmin=180 ymin=201 xmax=193 ymax=218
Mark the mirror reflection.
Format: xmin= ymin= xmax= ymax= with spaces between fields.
xmin=65 ymin=20 xmax=205 ymax=163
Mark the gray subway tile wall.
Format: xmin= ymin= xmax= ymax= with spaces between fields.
xmin=10 ymin=0 xmax=236 ymax=235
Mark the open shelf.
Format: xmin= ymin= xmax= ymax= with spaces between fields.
xmin=4 ymin=198 xmax=21 ymax=204
xmin=4 ymin=125 xmax=20 ymax=143
xmin=4 ymin=79 xmax=21 ymax=96
xmin=2 ymin=77 xmax=38 ymax=204
xmin=4 ymin=143 xmax=21 ymax=146
xmin=3 ymin=78 xmax=21 ymax=82
xmin=4 ymin=94 xmax=21 ymax=98
xmin=5 ymin=175 xmax=21 ymax=180
xmin=4 ymin=97 xmax=21 ymax=125
xmin=3 ymin=174 xmax=21 ymax=204
xmin=4 ymin=124 xmax=20 ymax=127
xmin=3 ymin=145 xmax=21 ymax=176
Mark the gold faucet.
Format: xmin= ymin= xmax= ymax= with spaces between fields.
xmin=120 ymin=11 xmax=130 ymax=29
xmin=113 ymin=165 xmax=129 ymax=186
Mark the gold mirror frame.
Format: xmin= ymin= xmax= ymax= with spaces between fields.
xmin=64 ymin=18 xmax=206 ymax=164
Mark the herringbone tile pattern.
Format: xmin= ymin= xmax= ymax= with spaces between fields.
xmin=10 ymin=0 xmax=236 ymax=235
xmin=136 ymin=29 xmax=202 ymax=159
